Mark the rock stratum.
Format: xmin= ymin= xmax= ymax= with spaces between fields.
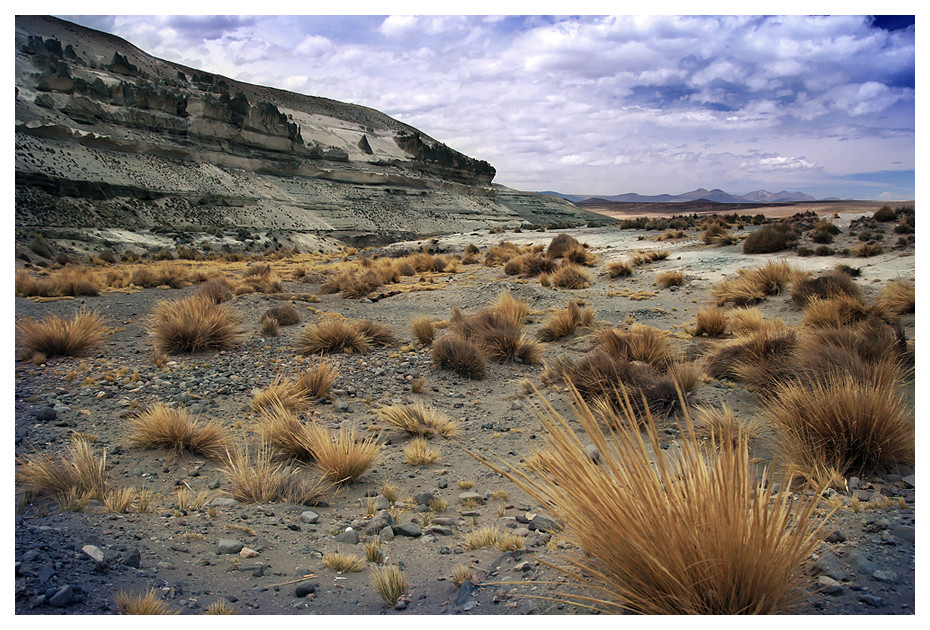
xmin=15 ymin=16 xmax=604 ymax=244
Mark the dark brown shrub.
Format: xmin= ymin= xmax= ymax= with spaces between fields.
xmin=431 ymin=334 xmax=487 ymax=379
xmin=546 ymin=233 xmax=581 ymax=258
xmin=743 ymin=223 xmax=796 ymax=254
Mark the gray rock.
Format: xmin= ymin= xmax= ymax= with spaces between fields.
xmin=455 ymin=580 xmax=477 ymax=606
xmin=34 ymin=407 xmax=57 ymax=422
xmin=392 ymin=522 xmax=422 ymax=538
xmin=431 ymin=517 xmax=455 ymax=526
xmin=814 ymin=553 xmax=848 ymax=582
xmin=848 ymin=476 xmax=862 ymax=490
xmin=211 ymin=497 xmax=240 ymax=507
xmin=872 ymin=569 xmax=897 ymax=583
xmin=428 ymin=526 xmax=453 ymax=536
xmin=902 ymin=474 xmax=915 ymax=488
xmin=414 ymin=492 xmax=435 ymax=505
xmin=300 ymin=510 xmax=320 ymax=524
xmin=859 ymin=594 xmax=885 ymax=607
xmin=217 ymin=539 xmax=244 ymax=555
xmin=365 ymin=510 xmax=395 ymax=535
xmin=122 ymin=548 xmax=141 ymax=568
xmin=394 ymin=599 xmax=408 ymax=610
xmin=48 ymin=585 xmax=73 ymax=607
xmin=584 ymin=444 xmax=600 ymax=463
xmin=295 ymin=581 xmax=317 ymax=597
xmin=817 ymin=575 xmax=844 ymax=595
xmin=82 ymin=545 xmax=105 ymax=564
xmin=373 ymin=496 xmax=391 ymax=510
xmin=157 ymin=561 xmax=176 ymax=570
xmin=847 ymin=550 xmax=879 ymax=575
xmin=824 ymin=529 xmax=846 ymax=544
xmin=333 ymin=528 xmax=360 ymax=544
xmin=528 ymin=515 xmax=562 ymax=533
xmin=379 ymin=525 xmax=395 ymax=542
xmin=892 ymin=525 xmax=915 ymax=543
xmin=458 ymin=491 xmax=483 ymax=503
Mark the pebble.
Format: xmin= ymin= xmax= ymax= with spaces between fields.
xmin=859 ymin=594 xmax=885 ymax=608
xmin=300 ymin=510 xmax=320 ymax=524
xmin=240 ymin=547 xmax=259 ymax=558
xmin=333 ymin=528 xmax=360 ymax=544
xmin=817 ymin=576 xmax=844 ymax=595
xmin=122 ymin=548 xmax=141 ymax=568
xmin=34 ymin=406 xmax=57 ymax=422
xmin=211 ymin=497 xmax=240 ymax=507
xmin=392 ymin=523 xmax=422 ymax=538
xmin=458 ymin=491 xmax=483 ymax=503
xmin=81 ymin=545 xmax=105 ymax=564
xmin=48 ymin=585 xmax=73 ymax=607
xmin=872 ymin=569 xmax=897 ymax=583
xmin=217 ymin=539 xmax=244 ymax=555
xmin=295 ymin=581 xmax=317 ymax=597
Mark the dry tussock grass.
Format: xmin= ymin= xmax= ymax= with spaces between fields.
xmin=223 ymin=441 xmax=328 ymax=504
xmin=115 ymin=589 xmax=181 ymax=615
xmin=17 ymin=440 xmax=109 ymax=502
xmin=792 ymin=270 xmax=861 ymax=305
xmin=256 ymin=402 xmax=316 ymax=460
xmin=129 ymin=403 xmax=230 ymax=460
xmin=475 ymin=386 xmax=830 ymax=614
xmin=370 ymin=564 xmax=408 ymax=606
xmin=563 ymin=243 xmax=598 ymax=267
xmin=322 ymin=552 xmax=367 ymax=573
xmin=593 ymin=325 xmax=672 ymax=367
xmin=296 ymin=318 xmax=371 ymax=355
xmin=252 ymin=375 xmax=305 ymax=412
xmin=410 ymin=316 xmax=436 ymax=345
xmin=352 ymin=319 xmax=397 ymax=347
xmin=431 ymin=333 xmax=487 ymax=379
xmin=47 ymin=266 xmax=102 ymax=296
xmin=605 ymin=260 xmax=633 ymax=278
xmin=704 ymin=326 xmax=798 ymax=390
xmin=150 ymin=295 xmax=242 ymax=354
xmin=294 ymin=359 xmax=339 ymax=399
xmin=764 ymin=375 xmax=914 ymax=481
xmin=204 ymin=600 xmax=238 ymax=614
xmin=727 ymin=307 xmax=767 ymax=335
xmin=307 ymin=424 xmax=381 ymax=484
xmin=546 ymin=233 xmax=582 ymax=258
xmin=692 ymin=404 xmax=762 ymax=446
xmin=801 ymin=295 xmax=874 ymax=328
xmin=693 ymin=306 xmax=728 ymax=337
xmin=262 ymin=303 xmax=300 ymax=325
xmin=16 ymin=310 xmax=108 ymax=359
xmin=491 ymin=291 xmax=529 ymax=328
xmin=877 ymin=278 xmax=915 ymax=315
xmin=550 ymin=263 xmax=590 ymax=289
xmin=537 ymin=300 xmax=585 ymax=341
xmin=404 ymin=437 xmax=441 ymax=465
xmin=377 ymin=402 xmax=460 ymax=438
xmin=131 ymin=261 xmax=189 ymax=288
xmin=655 ymin=270 xmax=685 ymax=288
xmin=196 ymin=277 xmax=235 ymax=303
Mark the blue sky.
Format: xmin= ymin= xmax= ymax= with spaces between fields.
xmin=58 ymin=12 xmax=916 ymax=200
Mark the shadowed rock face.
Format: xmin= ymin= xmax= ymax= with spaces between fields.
xmin=15 ymin=16 xmax=607 ymax=242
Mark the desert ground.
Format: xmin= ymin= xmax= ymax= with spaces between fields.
xmin=13 ymin=207 xmax=915 ymax=615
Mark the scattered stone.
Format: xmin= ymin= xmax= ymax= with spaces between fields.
xmin=211 ymin=497 xmax=240 ymax=507
xmin=824 ymin=529 xmax=846 ymax=544
xmin=81 ymin=545 xmax=105 ymax=564
xmin=300 ymin=510 xmax=320 ymax=525
xmin=847 ymin=550 xmax=878 ymax=576
xmin=848 ymin=476 xmax=862 ymax=490
xmin=584 ymin=444 xmax=600 ymax=463
xmin=892 ymin=525 xmax=915 ymax=544
xmin=428 ymin=526 xmax=453 ymax=536
xmin=34 ymin=407 xmax=57 ymax=422
xmin=814 ymin=553 xmax=848 ymax=582
xmin=333 ymin=528 xmax=360 ymax=545
xmin=872 ymin=569 xmax=897 ymax=583
xmin=379 ymin=526 xmax=395 ymax=542
xmin=414 ymin=492 xmax=434 ymax=505
xmin=392 ymin=522 xmax=422 ymax=538
xmin=295 ymin=581 xmax=317 ymax=597
xmin=48 ymin=585 xmax=73 ymax=607
xmin=217 ymin=539 xmax=244 ymax=555
xmin=157 ymin=561 xmax=176 ymax=570
xmin=458 ymin=491 xmax=483 ymax=503
xmin=528 ymin=515 xmax=562 ymax=533
xmin=817 ymin=576 xmax=844 ymax=595
xmin=240 ymin=547 xmax=259 ymax=558
xmin=122 ymin=548 xmax=141 ymax=568
xmin=394 ymin=599 xmax=407 ymax=610
xmin=859 ymin=594 xmax=885 ymax=608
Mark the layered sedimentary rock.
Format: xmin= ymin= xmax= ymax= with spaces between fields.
xmin=15 ymin=16 xmax=605 ymax=243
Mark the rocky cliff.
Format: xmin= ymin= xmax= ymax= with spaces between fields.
xmin=15 ymin=16 xmax=606 ymax=244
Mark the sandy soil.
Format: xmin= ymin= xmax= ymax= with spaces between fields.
xmin=13 ymin=219 xmax=915 ymax=616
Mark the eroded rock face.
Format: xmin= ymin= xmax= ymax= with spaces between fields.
xmin=15 ymin=16 xmax=607 ymax=239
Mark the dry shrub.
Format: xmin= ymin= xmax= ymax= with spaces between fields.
xmin=352 ymin=319 xmax=397 ymax=347
xmin=115 ymin=589 xmax=180 ymax=615
xmin=503 ymin=257 xmax=523 ymax=275
xmin=129 ymin=403 xmax=229 ymax=460
xmin=377 ymin=402 xmax=459 ymax=438
xmin=410 ymin=316 xmax=436 ymax=345
xmin=764 ymin=376 xmax=914 ymax=480
xmin=370 ymin=565 xmax=408 ymax=606
xmin=451 ymin=565 xmax=475 ymax=587
xmin=484 ymin=241 xmax=523 ymax=267
xmin=17 ymin=440 xmax=110 ymax=502
xmin=693 ymin=306 xmax=728 ymax=337
xmin=743 ymin=222 xmax=796 ymax=254
xmin=877 ymin=278 xmax=915 ymax=315
xmin=853 ymin=243 xmax=883 ymax=257
xmin=491 ymin=291 xmax=529 ymax=328
xmin=593 ymin=325 xmax=671 ymax=367
xmin=802 ymin=296 xmax=873 ymax=328
xmin=655 ymin=270 xmax=685 ymax=288
xmin=223 ymin=441 xmax=327 ymax=504
xmin=323 ymin=552 xmax=367 ymax=573
xmin=452 ymin=308 xmax=542 ymax=364
xmin=606 ymin=260 xmax=633 ymax=278
xmin=131 ymin=262 xmax=189 ymax=288
xmin=537 ymin=300 xmax=583 ymax=341
xmin=308 ymin=424 xmax=381 ymax=484
xmin=431 ymin=333 xmax=487 ymax=379
xmin=476 ymin=386 xmax=829 ymax=614
xmin=262 ymin=303 xmax=300 ymax=326
xmin=564 ymin=244 xmax=598 ymax=266
xmin=204 ymin=600 xmax=237 ymax=614
xmin=792 ymin=270 xmax=861 ymax=306
xmin=794 ymin=322 xmax=904 ymax=389
xmin=521 ymin=253 xmax=559 ymax=277
xmin=551 ymin=264 xmax=590 ymax=289
xmin=295 ymin=359 xmax=339 ymax=399
xmin=665 ymin=360 xmax=704 ymax=394
xmin=15 ymin=270 xmax=51 ymax=297
xmin=713 ymin=260 xmax=798 ymax=306
xmin=704 ymin=326 xmax=798 ymax=389
xmin=693 ymin=404 xmax=762 ymax=446
xmin=196 ymin=278 xmax=235 ymax=303
xmin=252 ymin=375 xmax=305 ymax=412
xmin=150 ymin=295 xmax=242 ymax=354
xmin=538 ymin=272 xmax=551 ymax=287
xmin=48 ymin=266 xmax=101 ymax=296
xmin=465 ymin=526 xmax=506 ymax=550
xmin=728 ymin=307 xmax=766 ymax=335
xmin=340 ymin=269 xmax=383 ymax=298
xmin=404 ymin=437 xmax=441 ymax=465
xmin=296 ymin=318 xmax=371 ymax=355
xmin=712 ymin=277 xmax=765 ymax=307
xmin=546 ymin=233 xmax=581 ymax=258
xmin=16 ymin=310 xmax=107 ymax=359
xmin=260 ymin=315 xmax=279 ymax=337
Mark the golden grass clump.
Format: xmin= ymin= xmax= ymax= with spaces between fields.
xmin=763 ymin=376 xmax=914 ymax=480
xmin=16 ymin=310 xmax=108 ymax=359
xmin=294 ymin=359 xmax=339 ymax=399
xmin=352 ymin=319 xmax=397 ymax=347
xmin=307 ymin=424 xmax=382 ymax=484
xmin=655 ymin=270 xmax=685 ymax=288
xmin=196 ymin=277 xmax=235 ymax=303
xmin=431 ymin=333 xmax=487 ymax=379
xmin=115 ymin=589 xmax=181 ymax=615
xmin=322 ymin=552 xmax=367 ymax=573
xmin=727 ymin=306 xmax=766 ymax=335
xmin=260 ymin=315 xmax=279 ymax=337
xmin=370 ymin=564 xmax=408 ymax=606
xmin=563 ymin=243 xmax=598 ymax=267
xmin=704 ymin=326 xmax=798 ymax=390
xmin=204 ymin=600 xmax=238 ymax=614
xmin=520 ymin=253 xmax=559 ymax=277
xmin=47 ymin=266 xmax=102 ymax=296
xmin=223 ymin=441 xmax=328 ymax=504
xmin=801 ymin=295 xmax=874 ymax=329
xmin=692 ymin=404 xmax=762 ymax=446
xmin=17 ymin=440 xmax=109 ymax=502
xmin=150 ymin=295 xmax=242 ymax=354
xmin=404 ymin=437 xmax=441 ymax=466
xmin=132 ymin=261 xmax=190 ymax=288
xmin=296 ymin=318 xmax=371 ymax=355
xmin=251 ymin=374 xmax=305 ymax=412
xmin=464 ymin=526 xmax=505 ymax=549
xmin=475 ymin=385 xmax=830 ymax=614
xmin=550 ymin=263 xmax=590 ymax=289
xmin=451 ymin=565 xmax=475 ymax=587
xmin=852 ymin=242 xmax=883 ymax=257
xmin=877 ymin=278 xmax=915 ymax=315
xmin=693 ymin=306 xmax=728 ymax=337
xmin=129 ymin=403 xmax=230 ymax=460
xmin=255 ymin=402 xmax=316 ymax=460
xmin=365 ymin=539 xmax=384 ymax=564
xmin=593 ymin=325 xmax=672 ymax=367
xmin=537 ymin=300 xmax=584 ymax=341
xmin=410 ymin=316 xmax=436 ymax=345
xmin=377 ymin=402 xmax=460 ymax=438
xmin=791 ymin=270 xmax=861 ymax=306
xmin=262 ymin=303 xmax=301 ymax=326
xmin=606 ymin=260 xmax=633 ymax=278
xmin=15 ymin=269 xmax=51 ymax=297
xmin=491 ymin=291 xmax=530 ymax=328
xmin=546 ymin=233 xmax=582 ymax=258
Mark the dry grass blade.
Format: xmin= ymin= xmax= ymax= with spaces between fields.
xmin=16 ymin=310 xmax=108 ymax=359
xmin=129 ymin=403 xmax=230 ymax=460
xmin=377 ymin=402 xmax=460 ymax=438
xmin=223 ymin=441 xmax=328 ymax=504
xmin=17 ymin=440 xmax=109 ymax=501
xmin=306 ymin=424 xmax=382 ymax=484
xmin=370 ymin=564 xmax=408 ymax=606
xmin=255 ymin=402 xmax=315 ymax=460
xmin=294 ymin=359 xmax=339 ymax=399
xmin=322 ymin=552 xmax=367 ymax=573
xmin=115 ymin=589 xmax=181 ymax=614
xmin=470 ymin=384 xmax=831 ymax=614
xmin=150 ymin=295 xmax=242 ymax=354
xmin=410 ymin=316 xmax=436 ymax=345
xmin=404 ymin=437 xmax=441 ymax=465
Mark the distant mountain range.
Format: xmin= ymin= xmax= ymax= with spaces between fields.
xmin=538 ymin=188 xmax=818 ymax=204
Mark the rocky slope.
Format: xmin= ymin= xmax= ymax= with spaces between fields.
xmin=15 ymin=16 xmax=604 ymax=244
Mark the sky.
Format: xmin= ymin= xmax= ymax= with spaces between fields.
xmin=56 ymin=10 xmax=917 ymax=200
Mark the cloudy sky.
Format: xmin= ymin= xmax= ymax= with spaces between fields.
xmin=59 ymin=11 xmax=915 ymax=200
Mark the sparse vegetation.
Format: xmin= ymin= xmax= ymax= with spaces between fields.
xmin=115 ymin=589 xmax=181 ymax=615
xmin=129 ymin=403 xmax=230 ymax=460
xmin=16 ymin=310 xmax=108 ymax=359
xmin=378 ymin=403 xmax=460 ymax=438
xmin=370 ymin=564 xmax=408 ymax=607
xmin=150 ymin=295 xmax=242 ymax=354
